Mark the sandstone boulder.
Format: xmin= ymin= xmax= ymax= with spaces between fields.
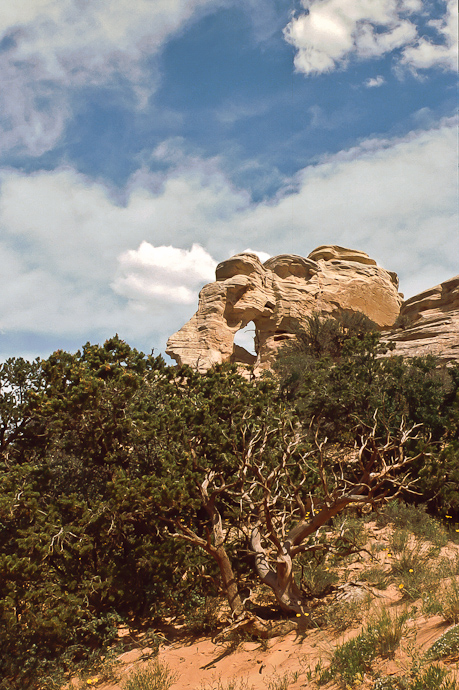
xmin=166 ymin=246 xmax=403 ymax=373
xmin=384 ymin=275 xmax=459 ymax=365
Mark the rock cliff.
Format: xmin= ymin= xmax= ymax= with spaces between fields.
xmin=166 ymin=245 xmax=403 ymax=373
xmin=383 ymin=275 xmax=459 ymax=364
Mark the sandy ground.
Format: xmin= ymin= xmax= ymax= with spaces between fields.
xmin=64 ymin=525 xmax=459 ymax=690
xmin=73 ymin=607 xmax=458 ymax=690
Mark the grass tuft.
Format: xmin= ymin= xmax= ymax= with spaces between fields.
xmin=122 ymin=660 xmax=177 ymax=690
xmin=377 ymin=502 xmax=448 ymax=548
xmin=319 ymin=609 xmax=408 ymax=686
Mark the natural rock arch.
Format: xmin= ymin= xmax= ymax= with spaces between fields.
xmin=166 ymin=245 xmax=403 ymax=374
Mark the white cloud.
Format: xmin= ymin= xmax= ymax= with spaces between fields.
xmin=364 ymin=75 xmax=385 ymax=87
xmin=232 ymin=118 xmax=458 ymax=298
xmin=112 ymin=242 xmax=217 ymax=306
xmin=0 ymin=59 xmax=70 ymax=156
xmin=401 ymin=0 xmax=458 ymax=72
xmin=242 ymin=248 xmax=271 ymax=263
xmin=284 ymin=0 xmax=454 ymax=75
xmin=0 ymin=0 xmax=222 ymax=155
xmin=0 ymin=119 xmax=457 ymax=357
xmin=0 ymin=163 xmax=247 ymax=345
xmin=0 ymin=0 xmax=218 ymax=79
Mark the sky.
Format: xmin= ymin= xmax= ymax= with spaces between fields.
xmin=0 ymin=0 xmax=457 ymax=361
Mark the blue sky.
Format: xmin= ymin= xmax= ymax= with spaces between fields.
xmin=0 ymin=0 xmax=457 ymax=360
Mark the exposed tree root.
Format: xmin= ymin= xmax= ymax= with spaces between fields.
xmin=213 ymin=613 xmax=297 ymax=642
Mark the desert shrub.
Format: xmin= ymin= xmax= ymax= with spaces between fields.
xmin=276 ymin=318 xmax=454 ymax=448
xmin=420 ymin=440 xmax=459 ymax=519
xmin=0 ymin=341 xmax=243 ymax=688
xmin=377 ymin=502 xmax=447 ymax=547
xmin=1 ymin=329 xmax=457 ymax=688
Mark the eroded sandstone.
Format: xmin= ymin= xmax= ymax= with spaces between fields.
xmin=383 ymin=275 xmax=459 ymax=364
xmin=166 ymin=245 xmax=403 ymax=373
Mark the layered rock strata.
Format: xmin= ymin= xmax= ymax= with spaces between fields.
xmin=166 ymin=245 xmax=403 ymax=373
xmin=383 ymin=275 xmax=459 ymax=364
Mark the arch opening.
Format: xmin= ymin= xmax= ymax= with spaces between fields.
xmin=231 ymin=321 xmax=258 ymax=366
xmin=233 ymin=321 xmax=257 ymax=356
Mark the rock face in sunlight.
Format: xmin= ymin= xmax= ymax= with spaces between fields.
xmin=383 ymin=275 xmax=459 ymax=365
xmin=166 ymin=245 xmax=403 ymax=373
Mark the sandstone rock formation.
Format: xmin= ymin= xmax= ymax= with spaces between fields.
xmin=166 ymin=245 xmax=403 ymax=373
xmin=383 ymin=275 xmax=459 ymax=365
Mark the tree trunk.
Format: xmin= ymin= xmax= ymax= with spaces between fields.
xmin=250 ymin=526 xmax=306 ymax=615
xmin=249 ymin=497 xmax=358 ymax=615
xmin=203 ymin=491 xmax=246 ymax=619
xmin=211 ymin=543 xmax=245 ymax=619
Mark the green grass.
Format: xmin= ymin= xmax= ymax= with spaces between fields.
xmin=389 ymin=540 xmax=439 ymax=601
xmin=377 ymin=502 xmax=448 ymax=548
xmin=296 ymin=558 xmax=338 ymax=597
xmin=441 ymin=581 xmax=459 ymax=624
xmin=373 ymin=664 xmax=458 ymax=690
xmin=425 ymin=624 xmax=459 ymax=661
xmin=318 ymin=609 xmax=408 ymax=687
xmin=322 ymin=597 xmax=370 ymax=632
xmin=266 ymin=671 xmax=300 ymax=690
xmin=361 ymin=564 xmax=389 ymax=590
xmin=122 ymin=661 xmax=177 ymax=690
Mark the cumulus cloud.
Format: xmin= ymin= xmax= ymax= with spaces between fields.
xmin=400 ymin=0 xmax=458 ymax=72
xmin=112 ymin=242 xmax=217 ymax=306
xmin=284 ymin=0 xmax=455 ymax=75
xmin=0 ymin=119 xmax=457 ymax=357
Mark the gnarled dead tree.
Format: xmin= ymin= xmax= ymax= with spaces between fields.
xmin=164 ymin=413 xmax=427 ymax=629
xmin=245 ymin=416 xmax=426 ymax=617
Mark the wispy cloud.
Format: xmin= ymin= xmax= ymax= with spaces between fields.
xmin=364 ymin=75 xmax=385 ymax=87
xmin=0 ymin=0 xmax=222 ymax=155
